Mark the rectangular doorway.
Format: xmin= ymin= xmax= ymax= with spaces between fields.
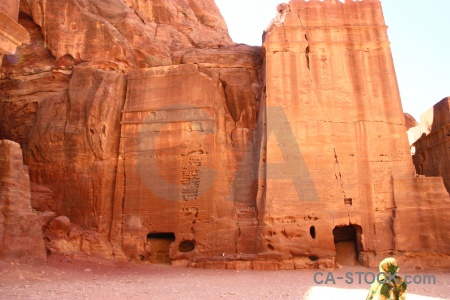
xmin=147 ymin=232 xmax=175 ymax=264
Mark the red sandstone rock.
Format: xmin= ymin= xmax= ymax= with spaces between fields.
xmin=404 ymin=113 xmax=419 ymax=130
xmin=123 ymin=0 xmax=231 ymax=48
xmin=412 ymin=97 xmax=450 ymax=193
xmin=0 ymin=0 xmax=20 ymax=21
xmin=47 ymin=216 xmax=71 ymax=238
xmin=21 ymin=0 xmax=232 ymax=68
xmin=0 ymin=16 xmax=70 ymax=155
xmin=429 ymin=97 xmax=450 ymax=130
xmin=0 ymin=139 xmax=46 ymax=263
xmin=261 ymin=0 xmax=450 ymax=268
xmin=111 ymin=62 xmax=260 ymax=260
xmin=0 ymin=0 xmax=30 ymax=67
xmin=1 ymin=0 xmax=261 ymax=264
xmin=0 ymin=0 xmax=449 ymax=270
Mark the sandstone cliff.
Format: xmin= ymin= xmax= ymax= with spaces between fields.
xmin=0 ymin=0 xmax=449 ymax=269
xmin=0 ymin=140 xmax=46 ymax=262
xmin=20 ymin=0 xmax=232 ymax=68
xmin=1 ymin=0 xmax=262 ymax=262
xmin=259 ymin=0 xmax=450 ymax=269
xmin=412 ymin=97 xmax=450 ymax=194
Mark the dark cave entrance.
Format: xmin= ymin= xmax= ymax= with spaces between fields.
xmin=147 ymin=232 xmax=175 ymax=264
xmin=178 ymin=240 xmax=195 ymax=253
xmin=333 ymin=225 xmax=362 ymax=266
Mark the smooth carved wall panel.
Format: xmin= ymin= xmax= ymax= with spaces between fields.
xmin=112 ymin=65 xmax=240 ymax=260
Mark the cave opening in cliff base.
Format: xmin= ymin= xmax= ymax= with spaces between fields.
xmin=333 ymin=225 xmax=362 ymax=266
xmin=179 ymin=240 xmax=195 ymax=253
xmin=147 ymin=232 xmax=175 ymax=264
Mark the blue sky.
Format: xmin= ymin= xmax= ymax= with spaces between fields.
xmin=215 ymin=0 xmax=450 ymax=121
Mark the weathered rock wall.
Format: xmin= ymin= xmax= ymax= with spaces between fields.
xmin=108 ymin=53 xmax=264 ymax=263
xmin=0 ymin=0 xmax=29 ymax=66
xmin=0 ymin=0 xmax=20 ymax=21
xmin=0 ymin=13 xmax=127 ymax=233
xmin=413 ymin=97 xmax=450 ymax=193
xmin=260 ymin=0 xmax=450 ymax=269
xmin=20 ymin=0 xmax=232 ymax=68
xmin=0 ymin=140 xmax=46 ymax=263
xmin=1 ymin=0 xmax=449 ymax=269
xmin=1 ymin=0 xmax=262 ymax=263
xmin=109 ymin=45 xmax=262 ymax=262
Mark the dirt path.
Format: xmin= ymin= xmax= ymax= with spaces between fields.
xmin=0 ymin=256 xmax=448 ymax=299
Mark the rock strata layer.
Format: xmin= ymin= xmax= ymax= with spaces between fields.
xmin=0 ymin=0 xmax=29 ymax=66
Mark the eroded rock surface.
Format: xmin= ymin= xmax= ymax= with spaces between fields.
xmin=0 ymin=0 xmax=449 ymax=269
xmin=0 ymin=0 xmax=29 ymax=66
xmin=0 ymin=140 xmax=46 ymax=263
xmin=260 ymin=0 xmax=450 ymax=269
xmin=412 ymin=97 xmax=450 ymax=193
xmin=1 ymin=0 xmax=262 ymax=265
xmin=404 ymin=113 xmax=419 ymax=130
xmin=20 ymin=0 xmax=231 ymax=68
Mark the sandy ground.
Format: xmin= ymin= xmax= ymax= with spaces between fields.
xmin=0 ymin=256 xmax=449 ymax=300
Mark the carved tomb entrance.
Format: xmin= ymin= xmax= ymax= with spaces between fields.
xmin=333 ymin=224 xmax=362 ymax=266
